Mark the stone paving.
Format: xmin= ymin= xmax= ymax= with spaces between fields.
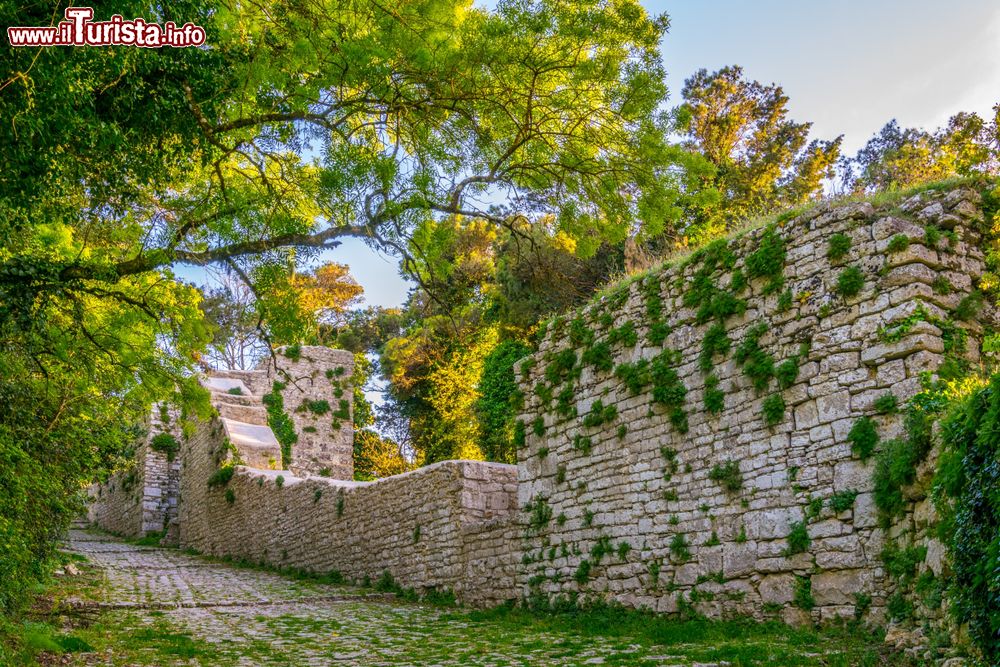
xmin=58 ymin=529 xmax=900 ymax=666
xmin=60 ymin=530 xmax=685 ymax=666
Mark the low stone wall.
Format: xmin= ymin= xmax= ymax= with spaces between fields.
xmin=178 ymin=414 xmax=519 ymax=603
xmin=87 ymin=460 xmax=145 ymax=538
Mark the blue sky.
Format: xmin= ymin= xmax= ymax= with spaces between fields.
xmin=179 ymin=0 xmax=1000 ymax=309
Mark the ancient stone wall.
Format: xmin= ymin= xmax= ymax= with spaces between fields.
xmin=513 ymin=186 xmax=990 ymax=627
xmin=88 ymin=406 xmax=182 ymax=538
xmin=177 ymin=409 xmax=519 ymax=602
xmin=88 ymin=185 xmax=993 ymax=639
xmin=269 ymin=346 xmax=356 ymax=478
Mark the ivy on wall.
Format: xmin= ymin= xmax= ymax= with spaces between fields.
xmin=263 ymin=381 xmax=297 ymax=468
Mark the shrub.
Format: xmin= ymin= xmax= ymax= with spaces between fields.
xmin=275 ymin=474 xmax=285 ymax=489
xmin=607 ymin=321 xmax=638 ymax=347
xmin=828 ymin=489 xmax=859 ymax=513
xmin=475 ymin=341 xmax=536 ymax=463
xmin=932 ymin=276 xmax=952 ymax=295
xmin=698 ymin=323 xmax=730 ymax=373
xmin=572 ymin=435 xmax=592 ymax=454
xmin=556 ymin=387 xmax=577 ymax=419
xmin=650 ymin=350 xmax=688 ymax=433
xmin=283 ymin=343 xmax=302 ymax=361
xmin=746 ymin=225 xmax=787 ymax=294
xmin=544 ymin=349 xmax=578 ymax=386
xmin=777 ymin=289 xmax=793 ymax=312
xmin=886 ymin=234 xmax=910 ymax=253
xmin=669 ymin=533 xmax=690 ymax=562
xmin=333 ymin=399 xmax=350 ymax=420
xmin=936 ymin=377 xmax=1000 ymax=660
xmin=526 ymin=496 xmax=552 ymax=530
xmin=762 ymin=394 xmax=785 ymax=426
xmin=886 ymin=591 xmax=913 ymax=622
xmin=150 ymin=432 xmax=180 ymax=461
xmin=512 ymin=420 xmax=526 ymax=448
xmin=574 ymin=559 xmax=592 ymax=584
xmin=555 ymin=465 xmax=566 ymax=484
xmin=583 ymin=399 xmax=618 ymax=428
xmin=774 ymin=358 xmax=799 ymax=389
xmin=703 ymin=375 xmax=725 ymax=414
xmin=569 ymin=317 xmax=595 ymax=347
xmin=847 ymin=416 xmax=879 ymax=460
xmin=735 ymin=324 xmax=774 ymax=392
xmin=708 ymin=460 xmax=742 ymax=492
xmin=207 ymin=465 xmax=235 ymax=488
xmin=615 ymin=359 xmax=650 ymax=395
xmin=305 ymin=399 xmax=331 ymax=415
xmin=873 ymin=393 xmax=898 ymax=414
xmin=793 ymin=576 xmax=815 ymax=610
xmin=582 ymin=341 xmax=613 ymax=373
xmin=826 ymin=233 xmax=851 ymax=261
xmin=226 ymin=386 xmax=244 ymax=396
xmin=532 ymin=417 xmax=545 ymax=437
xmin=784 ymin=520 xmax=810 ymax=555
xmin=263 ymin=383 xmax=297 ymax=468
xmin=835 ymin=266 xmax=864 ymax=297
xmin=224 ymin=488 xmax=236 ymax=505
xmin=954 ymin=290 xmax=984 ymax=321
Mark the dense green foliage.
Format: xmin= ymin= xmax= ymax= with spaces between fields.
xmin=475 ymin=341 xmax=531 ymax=464
xmin=934 ymin=377 xmax=1000 ymax=662
xmin=671 ymin=66 xmax=841 ymax=243
xmin=262 ymin=383 xmax=297 ymax=468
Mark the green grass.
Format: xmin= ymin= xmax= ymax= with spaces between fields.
xmin=455 ymin=603 xmax=906 ymax=667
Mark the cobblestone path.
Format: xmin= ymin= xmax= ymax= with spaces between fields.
xmin=56 ymin=529 xmax=899 ymax=666
xmin=60 ymin=530 xmax=677 ymax=666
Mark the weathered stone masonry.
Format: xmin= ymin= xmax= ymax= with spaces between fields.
xmin=87 ymin=405 xmax=182 ymax=538
xmin=514 ymin=185 xmax=991 ymax=627
xmin=90 ymin=184 xmax=991 ymax=631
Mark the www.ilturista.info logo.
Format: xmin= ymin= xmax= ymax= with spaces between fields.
xmin=8 ymin=7 xmax=206 ymax=47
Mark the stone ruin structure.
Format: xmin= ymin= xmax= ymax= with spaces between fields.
xmin=90 ymin=183 xmax=994 ymax=640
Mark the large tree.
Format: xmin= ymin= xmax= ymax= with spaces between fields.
xmin=2 ymin=0 xmax=681 ymax=312
xmin=0 ymin=0 xmax=679 ymax=613
xmin=671 ymin=65 xmax=842 ymax=243
xmin=841 ymin=109 xmax=1000 ymax=193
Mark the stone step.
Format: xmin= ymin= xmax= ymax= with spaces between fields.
xmin=220 ymin=418 xmax=282 ymax=469
xmin=215 ymin=401 xmax=269 ymax=426
xmin=201 ymin=376 xmax=253 ymax=397
xmin=210 ymin=369 xmax=268 ymax=381
xmin=207 ymin=369 xmax=270 ymax=395
xmin=208 ymin=390 xmax=258 ymax=406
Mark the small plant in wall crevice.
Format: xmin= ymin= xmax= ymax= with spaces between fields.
xmin=708 ymin=460 xmax=742 ymax=492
